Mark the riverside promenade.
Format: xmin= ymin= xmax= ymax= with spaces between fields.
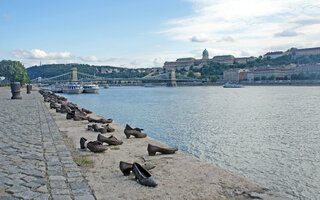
xmin=0 ymin=88 xmax=289 ymax=200
xmin=0 ymin=89 xmax=95 ymax=200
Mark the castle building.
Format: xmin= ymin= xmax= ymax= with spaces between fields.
xmin=163 ymin=49 xmax=254 ymax=72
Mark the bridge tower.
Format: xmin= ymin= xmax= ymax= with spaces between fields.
xmin=71 ymin=67 xmax=78 ymax=81
xmin=167 ymin=69 xmax=177 ymax=87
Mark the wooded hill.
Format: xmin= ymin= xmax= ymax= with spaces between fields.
xmin=26 ymin=64 xmax=147 ymax=80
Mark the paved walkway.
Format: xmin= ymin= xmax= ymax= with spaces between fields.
xmin=0 ymin=89 xmax=95 ymax=200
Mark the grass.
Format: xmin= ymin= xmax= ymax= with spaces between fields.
xmin=73 ymin=156 xmax=93 ymax=166
xmin=110 ymin=146 xmax=120 ymax=150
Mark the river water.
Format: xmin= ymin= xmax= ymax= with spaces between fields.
xmin=61 ymin=86 xmax=320 ymax=199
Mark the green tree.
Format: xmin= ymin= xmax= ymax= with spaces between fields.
xmin=0 ymin=60 xmax=29 ymax=84
xmin=254 ymin=77 xmax=260 ymax=81
xmin=261 ymin=76 xmax=267 ymax=80
xmin=268 ymin=75 xmax=276 ymax=80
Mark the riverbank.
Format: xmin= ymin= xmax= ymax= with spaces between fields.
xmin=44 ymin=92 xmax=288 ymax=199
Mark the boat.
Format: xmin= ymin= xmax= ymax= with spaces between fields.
xmin=83 ymin=84 xmax=99 ymax=93
xmin=223 ymin=83 xmax=243 ymax=88
xmin=62 ymin=84 xmax=84 ymax=94
xmin=51 ymin=85 xmax=63 ymax=93
xmin=104 ymin=84 xmax=109 ymax=89
xmin=144 ymin=83 xmax=155 ymax=87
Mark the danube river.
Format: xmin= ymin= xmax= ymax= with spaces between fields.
xmin=61 ymin=86 xmax=320 ymax=199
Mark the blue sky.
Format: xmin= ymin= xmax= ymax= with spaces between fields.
xmin=1 ymin=0 xmax=320 ymax=68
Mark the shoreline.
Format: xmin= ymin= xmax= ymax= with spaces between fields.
xmin=43 ymin=91 xmax=288 ymax=199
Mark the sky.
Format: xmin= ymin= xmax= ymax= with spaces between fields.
xmin=1 ymin=0 xmax=320 ymax=68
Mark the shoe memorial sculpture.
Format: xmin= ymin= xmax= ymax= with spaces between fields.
xmin=119 ymin=161 xmax=155 ymax=176
xmin=88 ymin=117 xmax=113 ymax=124
xmin=97 ymin=134 xmax=123 ymax=145
xmin=124 ymin=124 xmax=147 ymax=138
xmin=80 ymin=137 xmax=108 ymax=153
xmin=132 ymin=162 xmax=157 ymax=187
xmin=147 ymin=144 xmax=178 ymax=156
xmin=103 ymin=124 xmax=115 ymax=132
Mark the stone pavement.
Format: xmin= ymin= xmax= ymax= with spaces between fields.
xmin=0 ymin=89 xmax=95 ymax=200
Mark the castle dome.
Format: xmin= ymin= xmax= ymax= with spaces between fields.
xmin=202 ymin=49 xmax=209 ymax=59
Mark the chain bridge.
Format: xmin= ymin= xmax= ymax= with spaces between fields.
xmin=30 ymin=67 xmax=200 ymax=86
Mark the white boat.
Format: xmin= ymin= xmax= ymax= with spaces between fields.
xmin=144 ymin=83 xmax=155 ymax=87
xmin=104 ymin=84 xmax=109 ymax=89
xmin=51 ymin=85 xmax=63 ymax=93
xmin=83 ymin=84 xmax=99 ymax=93
xmin=223 ymin=83 xmax=243 ymax=88
xmin=62 ymin=84 xmax=83 ymax=94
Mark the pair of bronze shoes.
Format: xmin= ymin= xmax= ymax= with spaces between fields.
xmin=88 ymin=124 xmax=115 ymax=133
xmin=97 ymin=134 xmax=123 ymax=145
xmin=88 ymin=117 xmax=113 ymax=124
xmin=147 ymin=144 xmax=178 ymax=156
xmin=67 ymin=110 xmax=88 ymax=121
xmin=80 ymin=137 xmax=108 ymax=153
xmin=124 ymin=124 xmax=147 ymax=138
xmin=119 ymin=161 xmax=157 ymax=187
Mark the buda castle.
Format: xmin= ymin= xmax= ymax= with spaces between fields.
xmin=163 ymin=49 xmax=255 ymax=72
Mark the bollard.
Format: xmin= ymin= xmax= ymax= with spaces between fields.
xmin=10 ymin=82 xmax=22 ymax=99
xmin=27 ymin=84 xmax=32 ymax=94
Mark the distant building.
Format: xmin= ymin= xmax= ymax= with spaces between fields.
xmin=285 ymin=47 xmax=320 ymax=57
xmin=163 ymin=49 xmax=249 ymax=72
xmin=288 ymin=63 xmax=320 ymax=77
xmin=234 ymin=57 xmax=256 ymax=64
xmin=223 ymin=68 xmax=250 ymax=82
xmin=212 ymin=55 xmax=235 ymax=65
xmin=263 ymin=51 xmax=284 ymax=59
xmin=194 ymin=72 xmax=201 ymax=78
xmin=247 ymin=70 xmax=287 ymax=81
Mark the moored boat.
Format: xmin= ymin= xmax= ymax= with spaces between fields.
xmin=62 ymin=84 xmax=83 ymax=94
xmin=51 ymin=85 xmax=63 ymax=93
xmin=223 ymin=83 xmax=243 ymax=88
xmin=83 ymin=84 xmax=99 ymax=93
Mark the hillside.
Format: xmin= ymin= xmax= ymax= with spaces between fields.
xmin=179 ymin=54 xmax=320 ymax=80
xmin=27 ymin=64 xmax=147 ymax=80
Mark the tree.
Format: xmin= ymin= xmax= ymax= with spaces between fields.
xmin=261 ymin=76 xmax=267 ymax=80
xmin=0 ymin=60 xmax=29 ymax=84
xmin=268 ymin=75 xmax=275 ymax=80
xmin=210 ymin=76 xmax=218 ymax=82
xmin=254 ymin=77 xmax=260 ymax=81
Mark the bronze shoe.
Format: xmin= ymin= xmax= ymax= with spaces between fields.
xmin=98 ymin=118 xmax=113 ymax=124
xmin=98 ymin=127 xmax=107 ymax=134
xmin=82 ymin=108 xmax=92 ymax=114
xmin=87 ymin=141 xmax=108 ymax=153
xmin=103 ymin=124 xmax=115 ymax=132
xmin=97 ymin=134 xmax=123 ymax=145
xmin=66 ymin=111 xmax=75 ymax=120
xmin=119 ymin=161 xmax=156 ymax=176
xmin=124 ymin=124 xmax=147 ymax=138
xmin=132 ymin=162 xmax=157 ymax=187
xmin=80 ymin=137 xmax=87 ymax=149
xmin=147 ymin=144 xmax=178 ymax=156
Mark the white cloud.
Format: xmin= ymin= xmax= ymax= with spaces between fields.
xmin=190 ymin=35 xmax=210 ymax=43
xmin=12 ymin=48 xmax=71 ymax=60
xmin=153 ymin=58 xmax=165 ymax=67
xmin=11 ymin=48 xmax=126 ymax=67
xmin=217 ymin=36 xmax=235 ymax=43
xmin=161 ymin=0 xmax=320 ymax=56
xmin=274 ymin=30 xmax=299 ymax=37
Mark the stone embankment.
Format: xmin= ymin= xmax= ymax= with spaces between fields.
xmin=0 ymin=88 xmax=95 ymax=200
xmin=0 ymin=88 xmax=289 ymax=200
